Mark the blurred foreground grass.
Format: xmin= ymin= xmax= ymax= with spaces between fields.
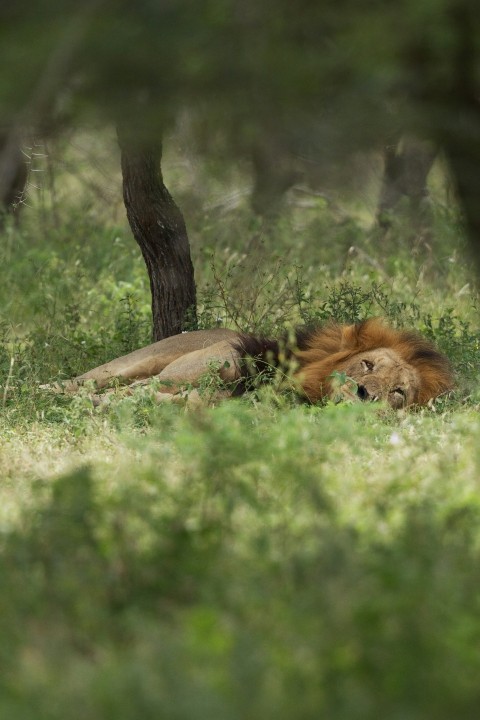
xmin=2 ymin=400 xmax=480 ymax=718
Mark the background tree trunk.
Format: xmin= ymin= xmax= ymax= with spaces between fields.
xmin=376 ymin=135 xmax=437 ymax=235
xmin=250 ymin=133 xmax=299 ymax=216
xmin=117 ymin=125 xmax=197 ymax=340
xmin=439 ymin=4 xmax=480 ymax=271
xmin=0 ymin=132 xmax=28 ymax=221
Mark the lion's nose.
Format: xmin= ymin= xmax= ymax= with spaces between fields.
xmin=357 ymin=385 xmax=369 ymax=401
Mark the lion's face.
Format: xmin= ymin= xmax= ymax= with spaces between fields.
xmin=337 ymin=347 xmax=420 ymax=408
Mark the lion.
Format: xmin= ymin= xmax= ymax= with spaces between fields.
xmin=47 ymin=318 xmax=454 ymax=408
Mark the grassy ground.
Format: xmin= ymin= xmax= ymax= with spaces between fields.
xmin=0 ymin=133 xmax=479 ymax=718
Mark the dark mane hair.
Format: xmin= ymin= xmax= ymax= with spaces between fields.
xmin=232 ymin=319 xmax=454 ymax=404
xmin=231 ymin=328 xmax=316 ymax=394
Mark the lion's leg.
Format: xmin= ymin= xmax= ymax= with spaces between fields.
xmin=153 ymin=340 xmax=241 ymax=392
xmin=89 ymin=341 xmax=240 ymax=407
xmin=43 ymin=329 xmax=238 ymax=393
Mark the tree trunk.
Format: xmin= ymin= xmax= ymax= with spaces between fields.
xmin=0 ymin=4 xmax=98 ymax=220
xmin=446 ymin=135 xmax=480 ymax=268
xmin=377 ymin=135 xmax=437 ymax=234
xmin=250 ymin=134 xmax=298 ymax=216
xmin=0 ymin=132 xmax=28 ymax=220
xmin=117 ymin=125 xmax=197 ymax=341
xmin=439 ymin=4 xmax=480 ymax=271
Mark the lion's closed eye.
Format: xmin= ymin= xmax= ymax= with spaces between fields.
xmin=361 ymin=359 xmax=374 ymax=373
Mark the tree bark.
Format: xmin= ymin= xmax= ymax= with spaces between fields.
xmin=439 ymin=4 xmax=480 ymax=271
xmin=250 ymin=133 xmax=298 ymax=216
xmin=377 ymin=135 xmax=437 ymax=233
xmin=117 ymin=125 xmax=197 ymax=341
xmin=0 ymin=132 xmax=28 ymax=220
xmin=445 ymin=134 xmax=480 ymax=268
xmin=0 ymin=4 xmax=98 ymax=219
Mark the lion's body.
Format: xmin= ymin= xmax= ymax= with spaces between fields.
xmin=61 ymin=328 xmax=239 ymax=392
xmin=51 ymin=319 xmax=453 ymax=408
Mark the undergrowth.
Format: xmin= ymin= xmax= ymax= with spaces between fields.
xmin=1 ymin=402 xmax=480 ymax=718
xmin=0 ymin=134 xmax=480 ymax=719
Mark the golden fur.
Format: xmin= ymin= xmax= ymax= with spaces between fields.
xmin=46 ymin=319 xmax=453 ymax=408
xmin=289 ymin=318 xmax=454 ymax=407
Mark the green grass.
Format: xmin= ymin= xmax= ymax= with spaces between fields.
xmin=2 ymin=402 xmax=480 ymax=718
xmin=0 ymin=133 xmax=480 ymax=718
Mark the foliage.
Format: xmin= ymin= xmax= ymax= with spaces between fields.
xmin=1 ymin=0 xmax=479 ymax=205
xmin=0 ymin=133 xmax=479 ymax=717
xmin=2 ymin=402 xmax=480 ymax=718
xmin=0 ymin=4 xmax=479 ymax=714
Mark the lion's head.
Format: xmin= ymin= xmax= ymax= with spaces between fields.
xmin=295 ymin=318 xmax=454 ymax=408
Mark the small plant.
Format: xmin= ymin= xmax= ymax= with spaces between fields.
xmin=113 ymin=293 xmax=149 ymax=354
xmin=328 ymin=369 xmax=359 ymax=403
xmin=195 ymin=359 xmax=233 ymax=402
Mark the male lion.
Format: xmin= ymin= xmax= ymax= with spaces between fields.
xmin=50 ymin=318 xmax=453 ymax=408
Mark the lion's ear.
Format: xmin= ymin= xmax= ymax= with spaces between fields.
xmin=341 ymin=318 xmax=397 ymax=352
xmin=339 ymin=323 xmax=359 ymax=349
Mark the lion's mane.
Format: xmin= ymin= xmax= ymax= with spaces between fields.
xmin=234 ymin=318 xmax=454 ymax=405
